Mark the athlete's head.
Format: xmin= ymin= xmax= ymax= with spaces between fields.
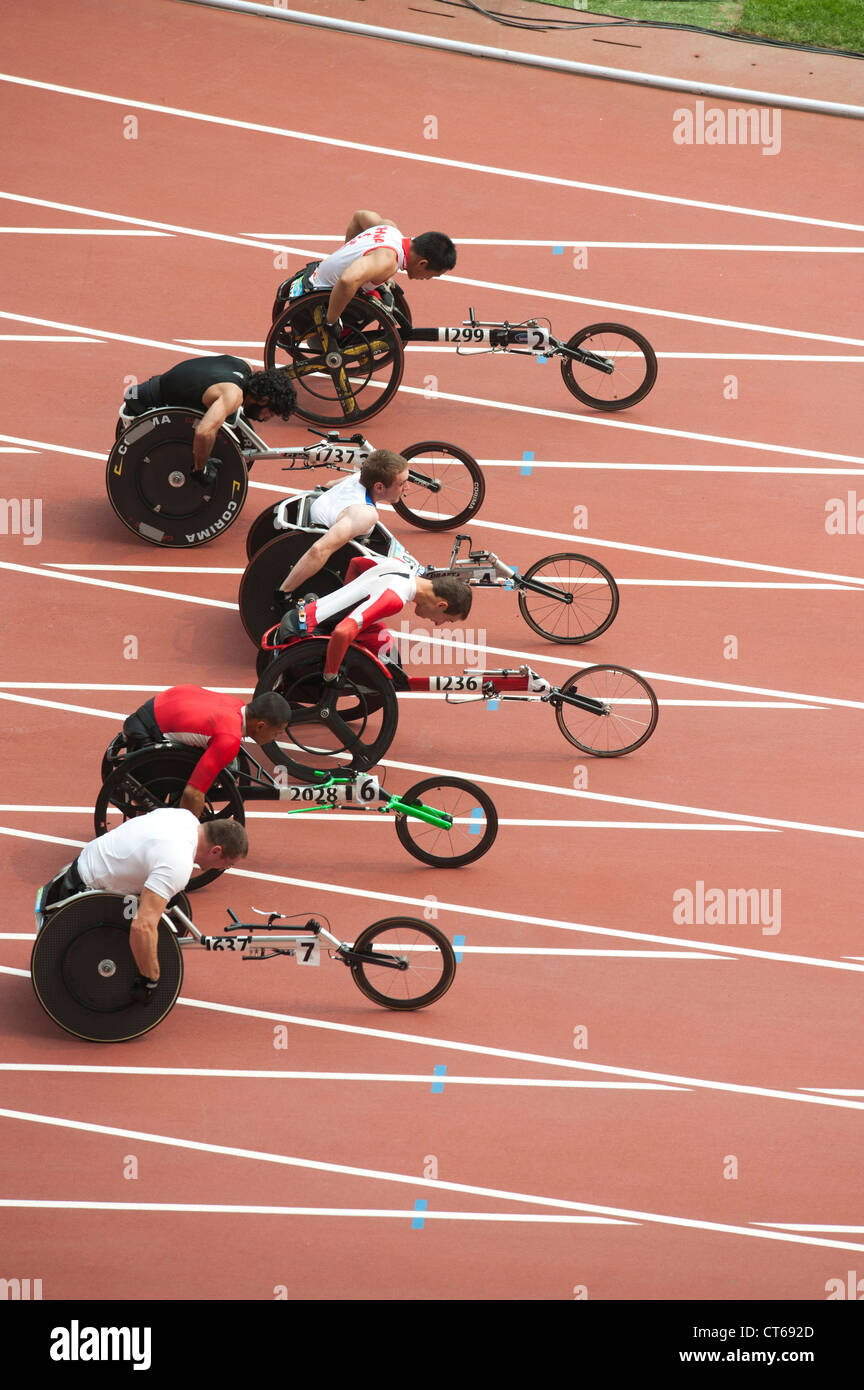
xmin=359 ymin=449 xmax=410 ymax=504
xmin=414 ymin=575 xmax=472 ymax=624
xmin=197 ymin=818 xmax=250 ymax=869
xmin=407 ymin=232 xmax=457 ymax=280
xmin=243 ymin=369 xmax=298 ymax=422
xmin=246 ymin=691 xmax=293 ymax=744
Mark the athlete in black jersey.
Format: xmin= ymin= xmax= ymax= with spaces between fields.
xmin=118 ymin=355 xmax=297 ymax=475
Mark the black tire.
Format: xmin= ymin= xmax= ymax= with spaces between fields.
xmin=256 ymin=637 xmax=399 ymax=781
xmin=31 ymin=894 xmax=183 ymax=1042
xmin=392 ymin=442 xmax=485 ymax=531
xmin=239 ymin=531 xmax=356 ymax=645
xmin=554 ymin=664 xmax=658 ymax=756
xmin=517 ymin=553 xmax=619 ymax=644
xmin=244 ymin=496 xmax=307 ymax=561
xmin=559 ymin=323 xmax=657 ymax=412
xmin=349 ymin=918 xmax=456 ymax=1010
xmin=93 ymin=748 xmax=246 ymax=890
xmin=106 ymin=408 xmax=248 ymax=547
xmin=264 ymin=291 xmax=404 ymax=426
xmin=390 ymin=283 xmax=413 ymax=329
xmin=395 ymin=777 xmax=498 ymax=868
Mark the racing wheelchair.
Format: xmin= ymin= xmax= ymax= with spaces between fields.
xmin=31 ymin=878 xmax=456 ymax=1041
xmin=106 ymin=407 xmax=484 ymax=548
xmin=266 ymin=272 xmax=658 ymax=424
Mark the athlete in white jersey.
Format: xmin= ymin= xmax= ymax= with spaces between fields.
xmin=273 ymin=210 xmax=457 ymax=335
xmin=274 ymin=449 xmax=410 ymax=613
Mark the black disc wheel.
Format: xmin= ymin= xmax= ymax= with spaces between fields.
xmin=264 ymin=291 xmax=404 ymax=426
xmin=559 ymin=323 xmax=657 ymax=411
xmin=256 ymin=637 xmax=399 ymax=781
xmin=106 ymin=408 xmax=248 ymax=547
xmin=554 ymin=665 xmax=658 ymax=756
xmin=31 ymin=894 xmax=183 ymax=1042
xmin=395 ymin=777 xmax=498 ymax=868
xmin=517 ymin=553 xmax=619 ymax=644
xmin=392 ymin=441 xmax=485 ymax=531
xmin=93 ymin=748 xmax=246 ymax=890
xmin=349 ymin=918 xmax=456 ymax=1010
xmin=245 ymin=496 xmax=305 ymax=561
xmin=239 ymin=531 xmax=357 ymax=645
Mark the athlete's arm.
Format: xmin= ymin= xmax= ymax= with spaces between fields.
xmin=192 ymin=383 xmax=244 ymax=471
xmin=327 ymin=248 xmax=399 ymax=323
xmin=279 ymin=506 xmax=378 ymax=596
xmin=129 ymin=887 xmax=166 ymax=980
xmin=181 ymin=732 xmax=243 ymax=813
xmin=345 ymin=211 xmax=396 ymax=240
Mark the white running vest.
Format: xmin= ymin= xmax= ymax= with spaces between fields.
xmin=310 ymin=226 xmax=409 ymax=291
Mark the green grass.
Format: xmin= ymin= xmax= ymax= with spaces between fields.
xmin=532 ymin=0 xmax=864 ymax=53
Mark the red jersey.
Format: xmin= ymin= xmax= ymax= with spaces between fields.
xmin=153 ymin=685 xmax=245 ymax=794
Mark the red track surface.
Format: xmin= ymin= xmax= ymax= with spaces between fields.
xmin=1 ymin=0 xmax=863 ymax=1305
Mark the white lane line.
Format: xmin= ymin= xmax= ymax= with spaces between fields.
xmin=1 ymin=193 xmax=862 ymax=347
xmin=38 ymin=565 xmax=864 ymax=591
xmin=0 ymin=560 xmax=236 ymax=610
xmin=0 ymin=1201 xmax=628 ymax=1223
xmin=0 ymin=935 xmax=730 ymax=956
xmin=1 ymin=817 xmax=860 ymax=971
xmin=182 ymin=341 xmax=864 ymax=363
xmin=0 ymin=227 xmax=168 ymax=235
xmin=4 ymin=311 xmax=863 ymax=466
xmin=2 ymin=966 xmax=863 ymax=1116
xmin=3 ymin=73 xmax=863 ymax=233
xmin=755 ymin=1223 xmax=864 ymax=1233
xmin=0 ymin=335 xmax=103 ymax=342
xmin=3 ymin=1106 xmax=863 ymax=1253
xmin=0 ymin=1064 xmax=682 ymax=1087
xmin=245 ymin=236 xmax=864 ymax=253
xmin=0 ymin=808 xmax=774 ymax=832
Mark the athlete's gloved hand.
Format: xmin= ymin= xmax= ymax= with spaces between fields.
xmin=273 ymin=588 xmax=294 ymax=616
xmin=130 ymin=974 xmax=159 ymax=1006
xmin=190 ymin=458 xmax=220 ymax=487
xmin=322 ymin=318 xmax=343 ymax=341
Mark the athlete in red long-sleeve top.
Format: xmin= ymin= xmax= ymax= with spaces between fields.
xmin=118 ymin=685 xmax=292 ymax=819
xmin=275 ymin=556 xmax=472 ymax=684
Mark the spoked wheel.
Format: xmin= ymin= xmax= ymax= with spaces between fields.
xmin=264 ymin=291 xmax=404 ymax=426
xmin=554 ymin=665 xmax=658 ymax=756
xmin=256 ymin=637 xmax=399 ymax=781
xmin=106 ymin=408 xmax=248 ymax=546
xmin=518 ymin=553 xmax=619 ymax=644
xmin=239 ymin=531 xmax=357 ymax=645
xmin=348 ymin=918 xmax=456 ymax=1010
xmin=392 ymin=442 xmax=486 ymax=531
xmin=245 ymin=495 xmax=305 ymax=561
xmin=395 ymin=777 xmax=498 ymax=867
xmin=31 ymin=894 xmax=183 ymax=1042
xmin=558 ymin=323 xmax=657 ymax=411
xmin=93 ymin=748 xmax=246 ymax=890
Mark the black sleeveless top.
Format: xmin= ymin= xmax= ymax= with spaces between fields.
xmin=156 ymin=356 xmax=252 ymax=412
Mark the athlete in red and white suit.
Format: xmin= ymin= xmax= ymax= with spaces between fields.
xmin=278 ymin=556 xmax=472 ymax=683
xmin=312 ymin=210 xmax=457 ymax=331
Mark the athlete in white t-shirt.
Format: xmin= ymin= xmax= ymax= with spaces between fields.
xmin=277 ymin=209 xmax=456 ymax=337
xmin=274 ymin=449 xmax=410 ymax=614
xmin=40 ymin=810 xmax=249 ymax=1001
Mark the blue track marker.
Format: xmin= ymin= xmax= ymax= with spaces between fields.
xmin=412 ymin=1199 xmax=427 ymax=1230
xmin=431 ymin=1065 xmax=447 ymax=1094
xmin=487 ymin=699 xmax=499 ymax=712
xmin=469 ymin=807 xmax=484 ymax=836
xmin=453 ymin=934 xmax=466 ymax=963
xmin=520 ymin=449 xmax=534 ymax=477
xmin=553 ymin=245 xmax=564 ymax=255
xmin=537 ymin=355 xmax=548 ymax=365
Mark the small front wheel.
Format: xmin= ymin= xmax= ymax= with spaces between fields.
xmin=395 ymin=777 xmax=498 ymax=867
xmin=393 ymin=442 xmax=485 ymax=531
xmin=559 ymin=323 xmax=657 ymax=411
xmin=554 ymin=665 xmax=658 ymax=756
xmin=518 ymin=553 xmax=619 ymax=644
xmin=349 ymin=918 xmax=456 ymax=1009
